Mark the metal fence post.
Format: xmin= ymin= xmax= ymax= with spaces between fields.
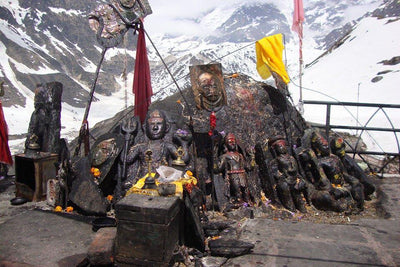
xmin=325 ymin=104 xmax=331 ymax=141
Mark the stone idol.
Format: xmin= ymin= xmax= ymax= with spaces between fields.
xmin=150 ymin=63 xmax=307 ymax=211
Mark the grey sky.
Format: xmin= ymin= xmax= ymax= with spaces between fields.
xmin=144 ymin=0 xmax=267 ymax=36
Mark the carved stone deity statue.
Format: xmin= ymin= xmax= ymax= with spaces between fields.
xmin=268 ymin=137 xmax=307 ymax=213
xmin=310 ymin=131 xmax=365 ymax=211
xmin=298 ymin=147 xmax=351 ymax=213
xmin=189 ymin=63 xmax=227 ymax=112
xmin=125 ymin=109 xmax=192 ymax=189
xmin=330 ymin=137 xmax=375 ymax=199
xmin=214 ymin=133 xmax=252 ymax=205
xmin=25 ymin=82 xmax=62 ymax=154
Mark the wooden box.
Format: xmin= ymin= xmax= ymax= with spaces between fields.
xmin=15 ymin=153 xmax=58 ymax=201
xmin=114 ymin=194 xmax=182 ymax=266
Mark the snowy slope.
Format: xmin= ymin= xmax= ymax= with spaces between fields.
xmin=292 ymin=16 xmax=400 ymax=153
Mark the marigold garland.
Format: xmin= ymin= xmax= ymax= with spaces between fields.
xmin=65 ymin=206 xmax=74 ymax=213
xmin=91 ymin=167 xmax=101 ymax=177
xmin=54 ymin=206 xmax=62 ymax=212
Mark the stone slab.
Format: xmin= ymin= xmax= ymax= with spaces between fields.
xmin=0 ymin=210 xmax=93 ymax=266
xmin=88 ymin=227 xmax=117 ymax=266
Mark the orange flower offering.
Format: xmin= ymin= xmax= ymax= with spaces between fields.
xmin=91 ymin=167 xmax=101 ymax=177
xmin=185 ymin=170 xmax=193 ymax=177
xmin=54 ymin=206 xmax=62 ymax=212
xmin=65 ymin=206 xmax=74 ymax=213
xmin=176 ymin=99 xmax=182 ymax=104
xmin=231 ymin=73 xmax=239 ymax=78
xmin=107 ymin=195 xmax=113 ymax=201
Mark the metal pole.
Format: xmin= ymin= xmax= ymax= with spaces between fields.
xmin=357 ymin=82 xmax=361 ymax=136
xmin=298 ymin=23 xmax=304 ymax=114
xmin=325 ymin=104 xmax=331 ymax=141
xmin=74 ymin=47 xmax=108 ymax=157
xmin=299 ymin=53 xmax=303 ymax=102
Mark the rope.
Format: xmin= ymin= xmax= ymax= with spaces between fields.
xmin=288 ymin=76 xmax=385 ymax=154
xmin=143 ymin=29 xmax=193 ymax=119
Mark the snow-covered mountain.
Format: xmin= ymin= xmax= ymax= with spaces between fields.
xmin=0 ymin=0 xmax=398 ymax=154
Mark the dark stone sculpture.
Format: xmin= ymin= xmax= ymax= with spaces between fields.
xmin=121 ymin=73 xmax=308 ymax=208
xmin=125 ymin=109 xmax=192 ymax=189
xmin=255 ymin=142 xmax=279 ymax=204
xmin=189 ymin=63 xmax=227 ymax=111
xmin=310 ymin=131 xmax=365 ymax=211
xmin=214 ymin=133 xmax=253 ymax=206
xmin=116 ymin=116 xmax=140 ymax=199
xmin=88 ymin=132 xmax=125 ymax=197
xmin=25 ymin=82 xmax=62 ymax=154
xmin=69 ymin=157 xmax=108 ymax=215
xmin=298 ymin=147 xmax=352 ymax=213
xmin=268 ymin=137 xmax=307 ymax=213
xmin=330 ymin=137 xmax=376 ymax=198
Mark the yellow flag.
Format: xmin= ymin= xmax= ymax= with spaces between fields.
xmin=255 ymin=33 xmax=290 ymax=84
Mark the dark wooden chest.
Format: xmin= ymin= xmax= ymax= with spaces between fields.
xmin=15 ymin=153 xmax=58 ymax=201
xmin=114 ymin=194 xmax=182 ymax=266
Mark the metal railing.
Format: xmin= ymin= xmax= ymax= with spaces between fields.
xmin=303 ymin=100 xmax=400 ymax=174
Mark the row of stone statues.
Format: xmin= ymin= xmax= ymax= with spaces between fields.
xmin=105 ymin=107 xmax=375 ymax=214
xmin=21 ymin=79 xmax=375 ymax=216
xmin=271 ymin=130 xmax=376 ymax=213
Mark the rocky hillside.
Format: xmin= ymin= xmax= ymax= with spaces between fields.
xmin=0 ymin=0 xmax=385 ymax=107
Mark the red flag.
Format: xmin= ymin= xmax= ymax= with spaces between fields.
xmin=292 ymin=0 xmax=305 ymax=105
xmin=133 ymin=22 xmax=153 ymax=124
xmin=0 ymin=101 xmax=13 ymax=165
xmin=292 ymin=0 xmax=304 ymax=39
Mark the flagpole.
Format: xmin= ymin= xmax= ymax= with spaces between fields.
xmin=292 ymin=0 xmax=305 ymax=114
xmin=298 ymin=22 xmax=304 ymax=114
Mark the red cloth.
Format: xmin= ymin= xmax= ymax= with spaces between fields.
xmin=133 ymin=22 xmax=153 ymax=124
xmin=208 ymin=111 xmax=216 ymax=136
xmin=292 ymin=0 xmax=304 ymax=39
xmin=0 ymin=102 xmax=13 ymax=165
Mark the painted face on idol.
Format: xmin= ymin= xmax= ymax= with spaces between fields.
xmin=198 ymin=72 xmax=222 ymax=104
xmin=273 ymin=140 xmax=288 ymax=156
xmin=330 ymin=137 xmax=346 ymax=158
xmin=311 ymin=132 xmax=330 ymax=156
xmin=119 ymin=0 xmax=136 ymax=8
xmin=225 ymin=133 xmax=237 ymax=152
xmin=145 ymin=110 xmax=168 ymax=140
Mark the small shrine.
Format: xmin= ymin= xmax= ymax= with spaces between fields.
xmin=0 ymin=0 xmax=384 ymax=266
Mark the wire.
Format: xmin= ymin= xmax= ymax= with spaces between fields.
xmin=112 ymin=29 xmax=391 ymax=156
xmin=144 ymin=28 xmax=193 ymax=118
xmin=148 ymin=40 xmax=255 ymax=99
xmin=289 ymin=76 xmax=386 ymax=153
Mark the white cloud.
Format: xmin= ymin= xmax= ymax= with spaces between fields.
xmin=145 ymin=0 xmax=269 ymax=36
